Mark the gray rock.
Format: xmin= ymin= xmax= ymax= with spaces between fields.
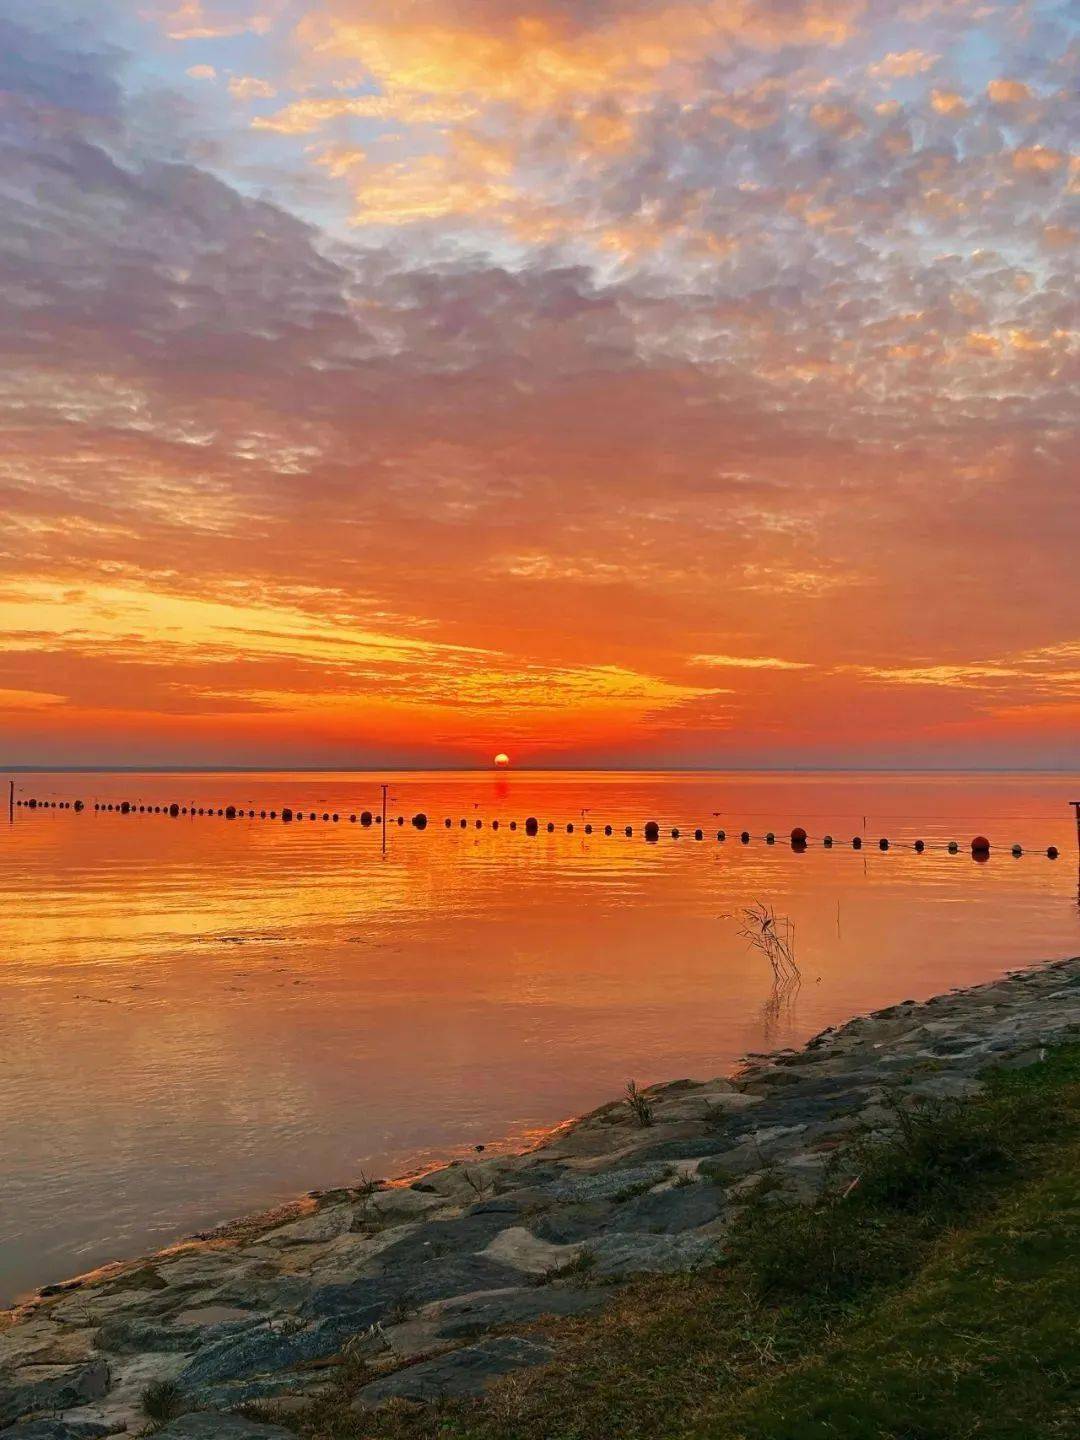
xmin=431 ymin=1287 xmax=605 ymax=1340
xmin=178 ymin=1318 xmax=351 ymax=1390
xmin=308 ymin=1255 xmax=523 ymax=1322
xmin=155 ymin=1416 xmax=295 ymax=1438
xmin=546 ymin=1164 xmax=671 ymax=1202
xmin=608 ymin=1182 xmax=726 ymax=1234
xmin=588 ymin=1231 xmax=717 ymax=1277
xmin=621 ymin=1136 xmax=741 ymax=1163
xmin=96 ymin=1315 xmax=259 ymax=1355
xmin=0 ymin=1424 xmax=110 ymax=1440
xmin=188 ymin=1372 xmax=329 ymax=1411
xmin=529 ymin=1200 xmax=615 ymax=1244
xmin=0 ymin=1360 xmax=110 ymax=1427
xmin=355 ymin=1336 xmax=553 ymax=1405
xmin=373 ymin=1212 xmax=511 ymax=1269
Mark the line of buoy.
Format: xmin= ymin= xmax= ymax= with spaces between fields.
xmin=12 ymin=795 xmax=1067 ymax=858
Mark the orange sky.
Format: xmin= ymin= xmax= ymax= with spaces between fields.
xmin=0 ymin=1 xmax=1077 ymax=767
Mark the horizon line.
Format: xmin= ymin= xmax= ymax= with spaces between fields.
xmin=4 ymin=765 xmax=1079 ymax=777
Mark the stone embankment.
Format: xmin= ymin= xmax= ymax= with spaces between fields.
xmin=3 ymin=956 xmax=1078 ymax=1438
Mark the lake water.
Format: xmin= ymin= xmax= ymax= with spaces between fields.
xmin=2 ymin=770 xmax=1078 ymax=1303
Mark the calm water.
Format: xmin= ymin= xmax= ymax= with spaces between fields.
xmin=2 ymin=770 xmax=1078 ymax=1303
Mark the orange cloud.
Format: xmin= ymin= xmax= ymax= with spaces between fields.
xmin=987 ymin=78 xmax=1031 ymax=104
xmin=1013 ymin=145 xmax=1064 ymax=173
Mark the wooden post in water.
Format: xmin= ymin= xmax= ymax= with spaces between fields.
xmin=7 ymin=779 xmax=13 ymax=823
xmin=381 ymin=783 xmax=388 ymax=854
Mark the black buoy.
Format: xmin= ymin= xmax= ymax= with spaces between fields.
xmin=584 ymin=823 xmax=592 ymax=834
xmin=604 ymin=824 xmax=612 ymax=835
xmin=567 ymin=822 xmax=574 ymax=833
xmin=74 ymin=800 xmax=84 ymax=812
xmin=765 ymin=831 xmax=775 ymax=844
xmin=948 ymin=841 xmax=959 ymax=853
xmin=694 ymin=828 xmax=703 ymax=840
xmin=412 ymin=813 xmax=427 ymax=829
xmin=914 ymin=839 xmax=925 ymax=852
xmin=1011 ymin=843 xmax=1022 ymax=856
xmin=671 ymin=827 xmax=680 ymax=839
xmin=791 ymin=827 xmax=807 ymax=844
xmin=445 ymin=817 xmax=452 ymax=827
xmin=852 ymin=836 xmax=862 ymax=849
xmin=740 ymin=831 xmax=749 ymax=843
xmin=717 ymin=829 xmax=725 ymax=841
xmin=169 ymin=803 xmax=179 ymax=817
xmin=226 ymin=806 xmax=236 ymax=819
xmin=879 ymin=838 xmax=889 ymax=850
xmin=644 ymin=820 xmax=660 ymax=842
xmin=1047 ymin=846 xmax=1058 ymax=859
xmin=625 ymin=825 xmax=633 ymax=836
xmin=547 ymin=821 xmax=555 ymax=832
xmin=525 ymin=817 xmax=538 ymax=835
xmin=510 ymin=821 xmax=517 ymax=830
xmin=282 ymin=808 xmax=293 ymax=822
xmin=360 ymin=811 xmax=372 ymax=826
xmin=460 ymin=818 xmax=468 ymax=828
xmin=492 ymin=819 xmax=499 ymax=829
xmin=474 ymin=819 xmax=481 ymax=828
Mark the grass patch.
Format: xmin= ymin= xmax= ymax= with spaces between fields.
xmin=139 ymin=1378 xmax=186 ymax=1429
xmin=253 ymin=1045 xmax=1080 ymax=1440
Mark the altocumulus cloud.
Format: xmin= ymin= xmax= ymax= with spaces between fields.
xmin=0 ymin=1 xmax=1077 ymax=767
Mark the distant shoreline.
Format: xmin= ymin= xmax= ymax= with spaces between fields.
xmin=5 ymin=765 xmax=1078 ymax=775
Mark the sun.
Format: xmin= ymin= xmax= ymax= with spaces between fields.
xmin=493 ymin=752 xmax=510 ymax=768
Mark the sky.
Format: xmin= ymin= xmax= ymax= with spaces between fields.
xmin=0 ymin=0 xmax=1077 ymax=770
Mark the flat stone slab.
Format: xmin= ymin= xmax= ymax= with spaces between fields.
xmin=0 ymin=1360 xmax=110 ymax=1428
xmin=588 ymin=1230 xmax=718 ymax=1277
xmin=546 ymin=1163 xmax=672 ymax=1202
xmin=155 ymin=1417 xmax=296 ymax=1438
xmin=0 ymin=1424 xmax=111 ymax=1440
xmin=429 ymin=1285 xmax=606 ymax=1340
xmin=355 ymin=1336 xmax=554 ymax=1405
xmin=607 ymin=1181 xmax=727 ymax=1233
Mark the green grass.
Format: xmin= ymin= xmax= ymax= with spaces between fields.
xmin=253 ymin=1045 xmax=1080 ymax=1440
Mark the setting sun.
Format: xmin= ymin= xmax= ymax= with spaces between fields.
xmin=493 ymin=753 xmax=510 ymax=768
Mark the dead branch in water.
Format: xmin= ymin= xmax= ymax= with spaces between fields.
xmin=739 ymin=901 xmax=800 ymax=985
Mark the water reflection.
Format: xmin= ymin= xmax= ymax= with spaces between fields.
xmin=1 ymin=770 xmax=1077 ymax=1302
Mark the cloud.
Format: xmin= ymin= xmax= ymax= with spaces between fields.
xmin=0 ymin=4 xmax=1077 ymax=765
xmin=869 ymin=49 xmax=938 ymax=78
xmin=153 ymin=2 xmax=272 ymax=41
xmin=228 ymin=74 xmax=276 ymax=100
xmin=987 ymin=78 xmax=1031 ymax=105
xmin=692 ymin=654 xmax=811 ymax=671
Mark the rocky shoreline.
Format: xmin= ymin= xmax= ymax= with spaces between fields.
xmin=3 ymin=955 xmax=1079 ymax=1439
